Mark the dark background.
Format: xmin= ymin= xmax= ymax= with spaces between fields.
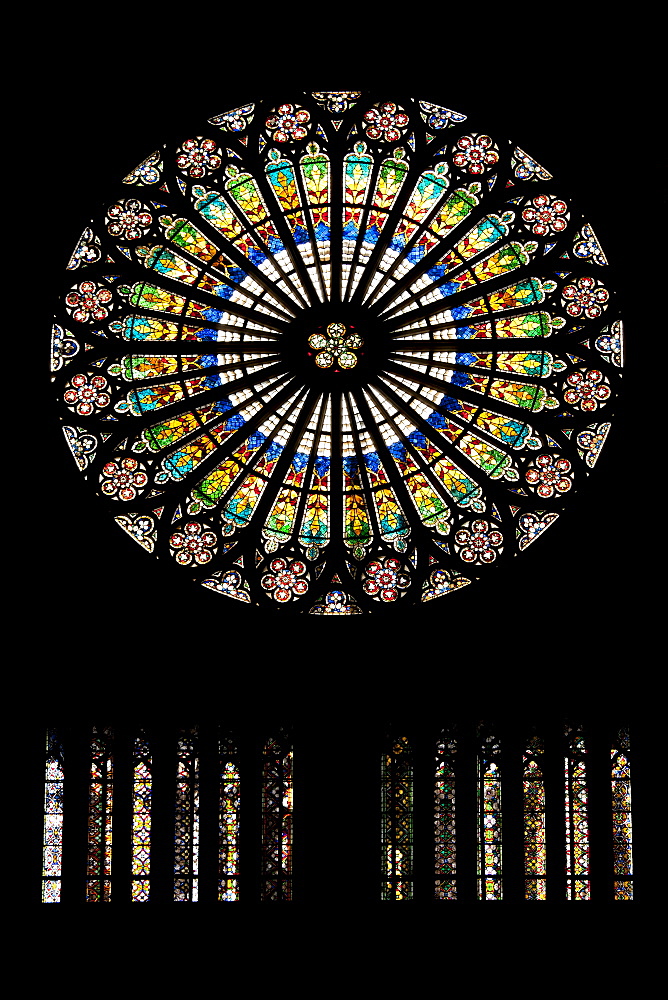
xmin=18 ymin=19 xmax=654 ymax=941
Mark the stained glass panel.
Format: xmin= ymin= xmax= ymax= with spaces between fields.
xmin=132 ymin=735 xmax=152 ymax=902
xmin=435 ymin=730 xmax=456 ymax=900
xmin=524 ymin=734 xmax=546 ymax=900
xmin=219 ymin=734 xmax=241 ymax=901
xmin=261 ymin=733 xmax=293 ymax=901
xmin=612 ymin=727 xmax=633 ymax=900
xmin=174 ymin=728 xmax=199 ymax=902
xmin=477 ymin=728 xmax=502 ymax=900
xmin=51 ymin=91 xmax=623 ymax=613
xmin=42 ymin=729 xmax=65 ymax=903
xmin=87 ymin=727 xmax=113 ymax=902
xmin=565 ymin=724 xmax=590 ymax=900
xmin=381 ymin=735 xmax=413 ymax=901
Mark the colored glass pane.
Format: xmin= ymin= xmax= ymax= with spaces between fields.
xmin=132 ymin=736 xmax=152 ymax=902
xmin=174 ymin=729 xmax=199 ymax=901
xmin=42 ymin=730 xmax=65 ymax=903
xmin=565 ymin=725 xmax=590 ymax=900
xmin=87 ymin=728 xmax=113 ymax=902
xmin=612 ymin=727 xmax=633 ymax=900
xmin=524 ymin=734 xmax=546 ymax=900
xmin=51 ymin=91 xmax=623 ymax=614
xmin=435 ymin=731 xmax=457 ymax=900
xmin=381 ymin=736 xmax=413 ymax=901
xmin=262 ymin=733 xmax=293 ymax=901
xmin=478 ymin=729 xmax=502 ymax=900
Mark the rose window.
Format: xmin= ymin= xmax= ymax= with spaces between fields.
xmin=50 ymin=91 xmax=623 ymax=614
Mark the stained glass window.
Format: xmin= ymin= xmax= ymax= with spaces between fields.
xmin=523 ymin=733 xmax=546 ymax=901
xmin=478 ymin=727 xmax=502 ymax=900
xmin=564 ymin=724 xmax=590 ymax=900
xmin=87 ymin=727 xmax=113 ymax=902
xmin=218 ymin=734 xmax=241 ymax=901
xmin=132 ymin=734 xmax=152 ymax=902
xmin=50 ymin=91 xmax=623 ymax=614
xmin=381 ymin=735 xmax=414 ymax=900
xmin=42 ymin=729 xmax=65 ymax=903
xmin=611 ymin=727 xmax=633 ymax=900
xmin=434 ymin=730 xmax=456 ymax=900
xmin=261 ymin=733 xmax=293 ymax=901
xmin=174 ymin=728 xmax=199 ymax=901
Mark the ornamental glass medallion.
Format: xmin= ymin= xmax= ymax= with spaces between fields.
xmin=51 ymin=93 xmax=623 ymax=614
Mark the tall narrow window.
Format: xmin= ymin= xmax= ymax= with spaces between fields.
xmin=523 ymin=733 xmax=546 ymax=900
xmin=611 ymin=727 xmax=633 ymax=900
xmin=565 ymin=724 xmax=590 ymax=899
xmin=87 ymin=727 xmax=113 ymax=902
xmin=132 ymin=734 xmax=152 ymax=902
xmin=219 ymin=735 xmax=241 ymax=901
xmin=174 ymin=728 xmax=199 ymax=902
xmin=381 ymin=735 xmax=413 ymax=901
xmin=261 ymin=733 xmax=293 ymax=901
xmin=477 ymin=728 xmax=502 ymax=900
xmin=42 ymin=729 xmax=65 ymax=903
xmin=435 ymin=730 xmax=456 ymax=900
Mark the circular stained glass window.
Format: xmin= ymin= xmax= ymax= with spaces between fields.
xmin=50 ymin=91 xmax=623 ymax=614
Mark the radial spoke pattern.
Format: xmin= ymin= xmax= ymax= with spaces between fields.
xmin=52 ymin=92 xmax=622 ymax=612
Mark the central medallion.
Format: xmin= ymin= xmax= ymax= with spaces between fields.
xmin=308 ymin=322 xmax=364 ymax=371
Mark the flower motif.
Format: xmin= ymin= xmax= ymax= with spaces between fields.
xmin=63 ymin=373 xmax=111 ymax=416
xmin=50 ymin=323 xmax=79 ymax=372
xmin=208 ymin=103 xmax=255 ymax=133
xmin=310 ymin=589 xmax=362 ymax=615
xmin=576 ymin=422 xmax=610 ymax=468
xmin=265 ymin=103 xmax=310 ymax=143
xmin=308 ymin=322 xmax=363 ymax=370
xmin=595 ymin=320 xmax=623 ymax=367
xmin=511 ymin=147 xmax=552 ymax=182
xmin=312 ymin=92 xmax=361 ymax=114
xmin=521 ymin=194 xmax=569 ymax=236
xmin=63 ymin=425 xmax=97 ymax=471
xmin=123 ymin=150 xmax=162 ymax=186
xmin=454 ymin=520 xmax=503 ymax=564
xmin=419 ymin=101 xmax=466 ymax=131
xmin=421 ymin=567 xmax=469 ymax=600
xmin=105 ymin=198 xmax=152 ymax=240
xmin=517 ymin=511 xmax=559 ymax=551
xmin=453 ymin=134 xmax=499 ymax=175
xmin=562 ymin=276 xmax=609 ymax=319
xmin=100 ymin=457 xmax=148 ymax=501
xmin=115 ymin=512 xmax=156 ymax=551
xmin=363 ymin=102 xmax=409 ymax=142
xmin=563 ymin=368 xmax=611 ymax=412
xmin=176 ymin=138 xmax=222 ymax=178
xmin=573 ymin=223 xmax=607 ymax=266
xmin=261 ymin=557 xmax=308 ymax=602
xmin=67 ymin=227 xmax=101 ymax=269
xmin=65 ymin=280 xmax=112 ymax=323
xmin=525 ymin=454 xmax=572 ymax=498
xmin=363 ymin=557 xmax=410 ymax=602
xmin=169 ymin=521 xmax=217 ymax=566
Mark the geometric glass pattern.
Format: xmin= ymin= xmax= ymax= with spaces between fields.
xmin=218 ymin=734 xmax=241 ymax=901
xmin=261 ymin=732 xmax=293 ymax=901
xmin=611 ymin=727 xmax=633 ymax=901
xmin=174 ymin=728 xmax=199 ymax=901
xmin=42 ymin=729 xmax=65 ymax=903
xmin=131 ymin=734 xmax=152 ymax=902
xmin=434 ymin=730 xmax=456 ymax=899
xmin=523 ymin=733 xmax=546 ymax=900
xmin=51 ymin=91 xmax=623 ymax=613
xmin=86 ymin=727 xmax=114 ymax=902
xmin=381 ymin=735 xmax=413 ymax=900
xmin=564 ymin=723 xmax=590 ymax=900
xmin=477 ymin=727 xmax=502 ymax=900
